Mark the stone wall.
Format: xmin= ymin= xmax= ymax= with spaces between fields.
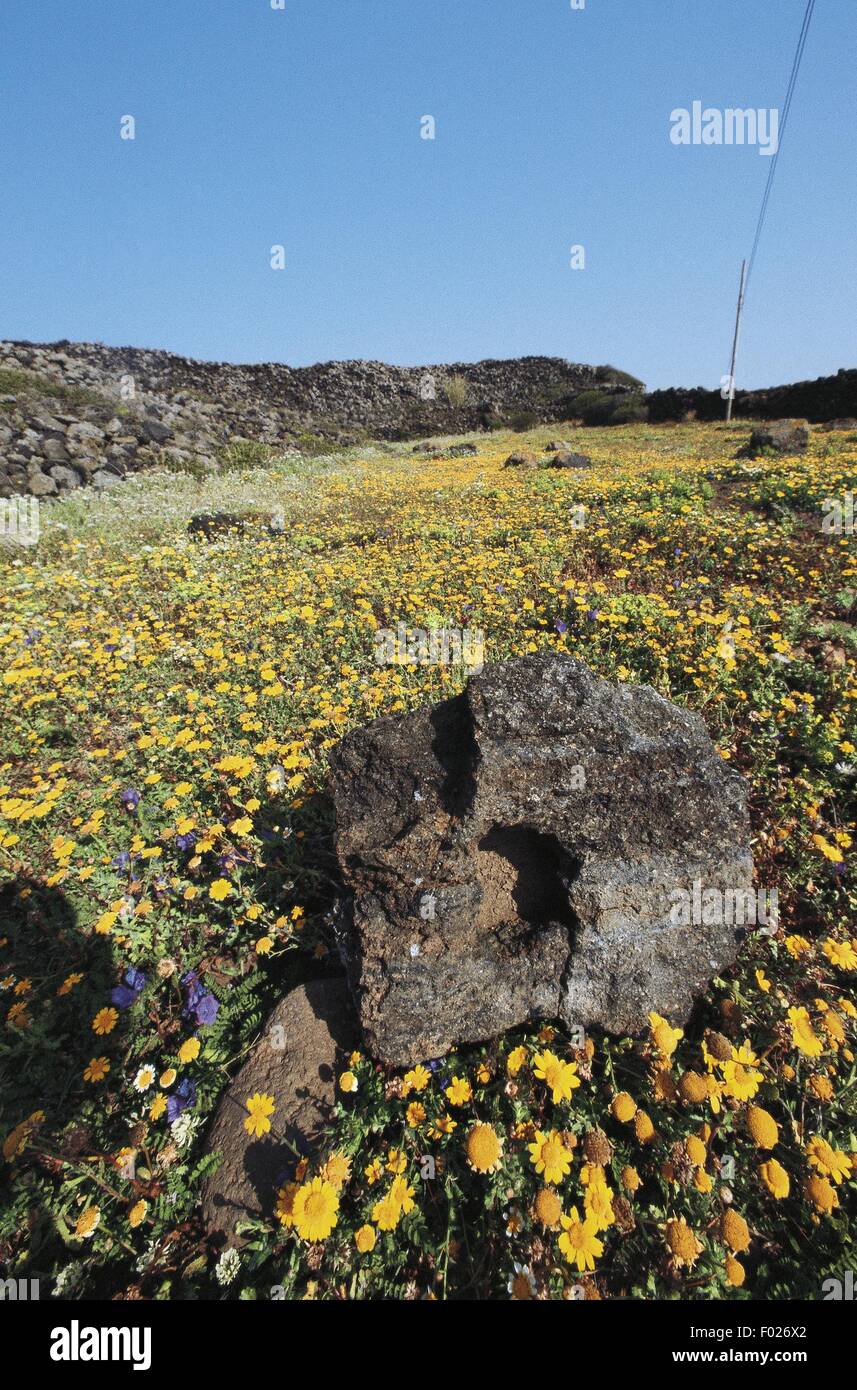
xmin=0 ymin=338 xmax=627 ymax=497
xmin=646 ymin=368 xmax=857 ymax=424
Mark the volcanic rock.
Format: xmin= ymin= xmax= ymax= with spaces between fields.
xmin=736 ymin=419 xmax=810 ymax=458
xmin=548 ymin=450 xmax=592 ymax=470
xmin=201 ymin=978 xmax=357 ymax=1245
xmin=329 ymin=655 xmax=752 ymax=1065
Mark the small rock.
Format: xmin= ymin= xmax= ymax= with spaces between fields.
xmin=26 ymin=469 xmax=58 ymax=497
xmin=141 ymin=417 xmax=172 ymax=443
xmin=201 ymin=978 xmax=358 ymax=1246
xmin=736 ymin=420 xmax=810 ymax=458
xmin=503 ymin=450 xmax=539 ymax=468
xmin=66 ymin=421 xmax=104 ymax=447
xmin=41 ymin=438 xmax=70 ymax=464
xmin=48 ymin=465 xmax=80 ymax=490
xmin=548 ymin=451 xmax=592 ymax=470
xmin=31 ymin=414 xmax=65 ymax=435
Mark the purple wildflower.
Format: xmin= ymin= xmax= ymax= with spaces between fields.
xmin=194 ymin=993 xmax=219 ymax=1026
xmin=167 ymin=1078 xmax=197 ymax=1125
xmin=111 ymin=966 xmax=146 ymax=1010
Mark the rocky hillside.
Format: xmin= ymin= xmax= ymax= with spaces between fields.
xmin=0 ymin=339 xmax=635 ymax=498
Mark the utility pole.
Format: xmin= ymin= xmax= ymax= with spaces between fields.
xmin=725 ymin=259 xmax=747 ymax=422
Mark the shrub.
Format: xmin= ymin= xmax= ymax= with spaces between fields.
xmin=217 ymin=439 xmax=275 ymax=472
xmin=610 ymin=397 xmax=649 ymax=425
xmin=594 ymin=364 xmax=646 ymax=390
xmin=571 ymin=390 xmax=647 ymax=427
xmin=444 ymin=374 xmax=469 ymax=408
xmin=479 ymin=413 xmax=506 ymax=432
xmin=0 ymin=366 xmax=104 ymax=408
xmin=570 ymin=390 xmax=616 ymax=426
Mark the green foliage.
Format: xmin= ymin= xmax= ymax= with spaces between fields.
xmin=594 ymin=364 xmax=647 ymax=391
xmin=0 ymin=366 xmax=104 ymax=408
xmin=0 ymin=419 xmax=855 ymax=1300
xmin=571 ymin=390 xmax=648 ymax=426
xmin=444 ymin=374 xmax=470 ymax=409
xmin=509 ymin=410 xmax=540 ymax=432
xmin=217 ymin=439 xmax=276 ymax=473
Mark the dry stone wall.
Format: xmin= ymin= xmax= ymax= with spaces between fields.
xmin=0 ymin=338 xmax=621 ymax=497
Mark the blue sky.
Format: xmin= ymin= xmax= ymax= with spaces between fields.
xmin=2 ymin=0 xmax=854 ymax=389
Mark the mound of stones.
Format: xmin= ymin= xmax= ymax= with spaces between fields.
xmin=329 ymin=654 xmax=752 ymax=1066
xmin=0 ymin=392 xmax=223 ymax=500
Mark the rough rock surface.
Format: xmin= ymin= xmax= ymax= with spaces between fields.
xmin=201 ymin=978 xmax=357 ymax=1244
xmin=330 ymin=655 xmax=752 ymax=1066
xmin=549 ymin=450 xmax=592 ymax=470
xmin=736 ymin=420 xmax=811 ymax=458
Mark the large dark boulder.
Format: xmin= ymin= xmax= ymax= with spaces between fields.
xmin=329 ymin=655 xmax=752 ymax=1066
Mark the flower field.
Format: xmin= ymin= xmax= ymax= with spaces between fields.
xmin=1 ymin=420 xmax=855 ymax=1300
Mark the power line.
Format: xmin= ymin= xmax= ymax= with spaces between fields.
xmin=725 ymin=0 xmax=817 ymax=419
xmin=746 ymin=0 xmax=817 ymax=292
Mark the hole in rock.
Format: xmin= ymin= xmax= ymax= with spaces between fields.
xmin=475 ymin=825 xmax=579 ymax=931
